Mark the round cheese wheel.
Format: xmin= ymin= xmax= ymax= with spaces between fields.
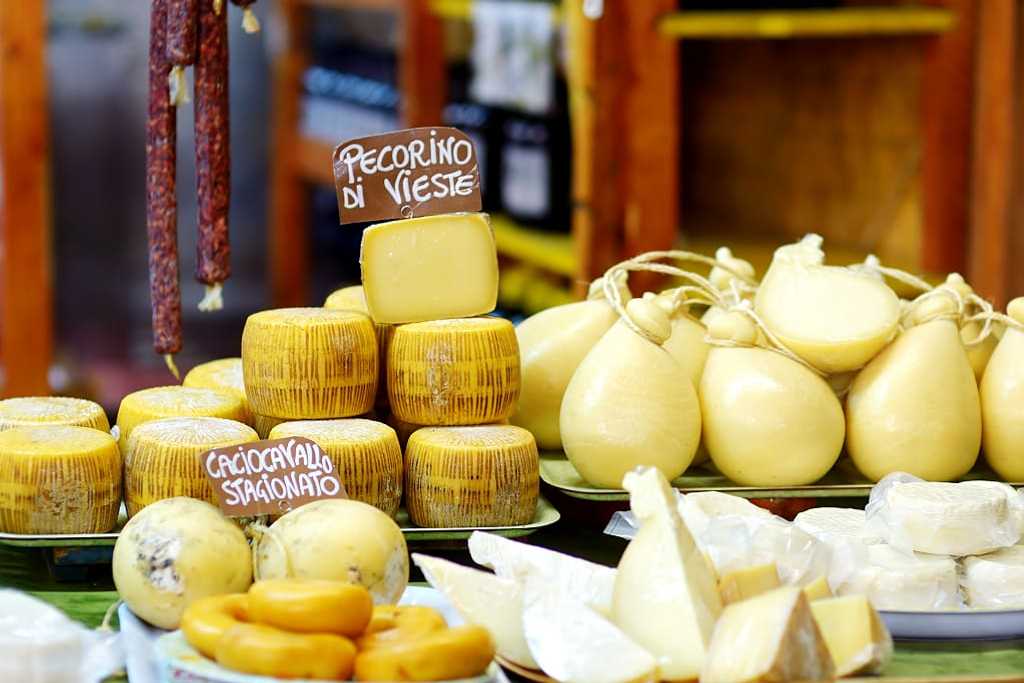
xmin=268 ymin=419 xmax=403 ymax=517
xmin=388 ymin=317 xmax=520 ymax=426
xmin=116 ymin=386 xmax=246 ymax=454
xmin=0 ymin=425 xmax=121 ymax=534
xmin=183 ymin=358 xmax=251 ymax=424
xmin=125 ymin=417 xmax=257 ymax=516
xmin=405 ymin=425 xmax=539 ymax=527
xmin=0 ymin=396 xmax=109 ymax=433
xmin=325 ymin=285 xmax=394 ymax=410
xmin=242 ymin=308 xmax=378 ymax=420
xmin=252 ymin=413 xmax=288 ymax=439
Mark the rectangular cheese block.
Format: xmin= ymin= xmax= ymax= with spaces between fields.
xmin=718 ymin=563 xmax=781 ymax=605
xmin=810 ymin=595 xmax=893 ymax=677
xmin=360 ymin=212 xmax=498 ymax=324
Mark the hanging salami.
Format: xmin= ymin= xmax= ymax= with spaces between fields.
xmin=147 ymin=0 xmax=183 ymax=376
xmin=165 ymin=0 xmax=197 ymax=105
xmin=194 ymin=0 xmax=231 ymax=311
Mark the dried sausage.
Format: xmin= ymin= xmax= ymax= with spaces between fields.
xmin=166 ymin=0 xmax=197 ymax=66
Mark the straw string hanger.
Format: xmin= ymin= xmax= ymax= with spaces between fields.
xmin=707 ymin=300 xmax=829 ymax=378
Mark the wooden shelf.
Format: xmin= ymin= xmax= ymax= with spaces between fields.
xmin=658 ymin=7 xmax=954 ymax=39
xmin=294 ymin=136 xmax=335 ymax=187
xmin=492 ymin=215 xmax=575 ymax=278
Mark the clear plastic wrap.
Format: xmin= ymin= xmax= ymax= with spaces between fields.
xmin=793 ymin=507 xmax=881 ymax=591
xmin=962 ymin=546 xmax=1024 ymax=609
xmin=0 ymin=590 xmax=123 ymax=683
xmin=865 ymin=472 xmax=1024 ymax=556
xmin=838 ymin=544 xmax=963 ymax=611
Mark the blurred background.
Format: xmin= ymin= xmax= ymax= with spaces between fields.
xmin=1 ymin=0 xmax=1020 ymax=416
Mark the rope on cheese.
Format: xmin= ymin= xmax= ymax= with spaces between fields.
xmin=116 ymin=385 xmax=247 ymax=454
xmin=125 ymin=416 xmax=257 ymax=516
xmin=404 ymin=425 xmax=539 ymax=528
xmin=388 ymin=318 xmax=519 ymax=426
xmin=0 ymin=396 xmax=109 ymax=433
xmin=0 ymin=426 xmax=121 ymax=534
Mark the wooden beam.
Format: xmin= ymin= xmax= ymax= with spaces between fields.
xmin=400 ymin=0 xmax=446 ymax=128
xmin=967 ymin=0 xmax=1015 ymax=308
xmin=269 ymin=1 xmax=311 ymax=307
xmin=0 ymin=0 xmax=52 ymax=396
xmin=920 ymin=0 xmax=975 ymax=277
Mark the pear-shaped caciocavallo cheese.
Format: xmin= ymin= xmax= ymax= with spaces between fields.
xmin=510 ymin=274 xmax=628 ymax=450
xmin=847 ymin=293 xmax=982 ymax=482
xmin=560 ymin=298 xmax=701 ymax=489
xmin=980 ymin=298 xmax=1024 ymax=481
xmin=754 ymin=234 xmax=900 ymax=373
xmin=650 ymin=290 xmax=708 ymax=390
xmin=941 ymin=274 xmax=1000 ymax=382
xmin=700 ymin=312 xmax=844 ymax=487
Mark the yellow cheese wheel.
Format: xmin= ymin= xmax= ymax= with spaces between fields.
xmin=125 ymin=417 xmax=257 ymax=516
xmin=325 ymin=285 xmax=394 ymax=411
xmin=0 ymin=396 xmax=109 ymax=433
xmin=388 ymin=317 xmax=520 ymax=426
xmin=183 ymin=358 xmax=251 ymax=424
xmin=268 ymin=419 xmax=403 ymax=517
xmin=0 ymin=425 xmax=121 ymax=533
xmin=404 ymin=425 xmax=539 ymax=528
xmin=252 ymin=413 xmax=288 ymax=439
xmin=116 ymin=386 xmax=247 ymax=454
xmin=242 ymin=308 xmax=378 ymax=420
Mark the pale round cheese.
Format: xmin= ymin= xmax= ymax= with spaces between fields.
xmin=0 ymin=397 xmax=109 ymax=433
xmin=677 ymin=491 xmax=771 ymax=539
xmin=794 ymin=508 xmax=882 ymax=546
xmin=962 ymin=546 xmax=1024 ymax=609
xmin=839 ymin=545 xmax=961 ymax=611
xmin=182 ymin=358 xmax=251 ymax=423
xmin=116 ymin=386 xmax=247 ymax=454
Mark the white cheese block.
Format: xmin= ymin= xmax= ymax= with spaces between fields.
xmin=700 ymin=587 xmax=834 ymax=683
xmin=963 ymin=545 xmax=1024 ymax=609
xmin=520 ymin=569 xmax=657 ymax=683
xmin=467 ymin=531 xmax=616 ymax=614
xmin=677 ymin=491 xmax=771 ymax=538
xmin=840 ymin=545 xmax=962 ymax=611
xmin=613 ymin=468 xmax=722 ymax=680
xmin=793 ymin=507 xmax=880 ymax=545
xmin=810 ymin=595 xmax=893 ymax=677
xmin=873 ymin=479 xmax=1023 ymax=556
xmin=412 ymin=553 xmax=537 ymax=669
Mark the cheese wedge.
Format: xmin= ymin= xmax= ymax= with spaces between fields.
xmin=412 ymin=553 xmax=537 ymax=669
xmin=802 ymin=576 xmax=833 ymax=602
xmin=614 ymin=468 xmax=722 ymax=680
xmin=468 ymin=531 xmax=616 ymax=614
xmin=810 ymin=595 xmax=893 ymax=677
xmin=0 ymin=396 xmax=109 ymax=433
xmin=718 ymin=563 xmax=781 ymax=605
xmin=700 ymin=587 xmax=834 ymax=683
xmin=360 ymin=213 xmax=498 ymax=324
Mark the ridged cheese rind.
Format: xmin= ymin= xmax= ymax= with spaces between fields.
xmin=0 ymin=396 xmax=110 ymax=433
xmin=0 ymin=425 xmax=121 ymax=534
xmin=387 ymin=317 xmax=520 ymax=426
xmin=116 ymin=386 xmax=247 ymax=454
xmin=241 ymin=308 xmax=378 ymax=420
xmin=252 ymin=412 xmax=288 ymax=439
xmin=182 ymin=358 xmax=251 ymax=424
xmin=405 ymin=425 xmax=538 ymax=527
xmin=962 ymin=545 xmax=1024 ymax=609
xmin=325 ymin=285 xmax=394 ymax=410
xmin=124 ymin=416 xmax=257 ymax=516
xmin=268 ymin=418 xmax=402 ymax=517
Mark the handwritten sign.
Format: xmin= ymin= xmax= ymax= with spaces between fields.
xmin=333 ymin=126 xmax=482 ymax=225
xmin=200 ymin=437 xmax=346 ymax=517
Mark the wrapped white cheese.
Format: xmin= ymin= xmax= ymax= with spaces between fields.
xmin=839 ymin=545 xmax=962 ymax=611
xmin=962 ymin=546 xmax=1024 ymax=609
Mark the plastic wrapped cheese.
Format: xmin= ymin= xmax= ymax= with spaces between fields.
xmin=754 ymin=234 xmax=900 ymax=373
xmin=793 ymin=507 xmax=880 ymax=590
xmin=962 ymin=546 xmax=1024 ymax=609
xmin=0 ymin=590 xmax=122 ymax=683
xmin=865 ymin=473 xmax=1024 ymax=556
xmin=847 ymin=293 xmax=982 ymax=482
xmin=980 ymin=298 xmax=1024 ymax=481
xmin=839 ymin=544 xmax=962 ymax=611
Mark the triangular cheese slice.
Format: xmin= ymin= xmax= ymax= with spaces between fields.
xmin=811 ymin=595 xmax=893 ymax=677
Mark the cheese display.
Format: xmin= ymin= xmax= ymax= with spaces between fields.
xmin=980 ymin=297 xmax=1024 ymax=481
xmin=241 ymin=308 xmax=378 ymax=420
xmin=387 ymin=317 xmax=520 ymax=425
xmin=612 ymin=468 xmax=722 ymax=680
xmin=866 ymin=475 xmax=1023 ymax=556
xmin=718 ymin=563 xmax=781 ymax=605
xmin=701 ymin=587 xmax=834 ymax=683
xmin=404 ymin=425 xmax=538 ymax=527
xmin=802 ymin=576 xmax=833 ymax=602
xmin=247 ymin=579 xmax=373 ymax=635
xmin=268 ymin=419 xmax=403 ymax=517
xmin=962 ymin=546 xmax=1024 ymax=609
xmin=252 ymin=412 xmax=288 ymax=439
xmin=561 ymin=297 xmax=702 ymax=488
xmin=360 ymin=212 xmax=499 ymax=324
xmin=252 ymin=498 xmax=409 ymax=604
xmin=793 ymin=507 xmax=880 ymax=546
xmin=325 ymin=284 xmax=394 ymax=409
xmin=182 ymin=358 xmax=251 ymax=423
xmin=112 ymin=497 xmax=253 ymax=629
xmin=652 ymin=289 xmax=709 ymax=389
xmin=116 ymin=385 xmax=247 ymax=453
xmin=839 ymin=544 xmax=961 ymax=611
xmin=847 ymin=293 xmax=982 ymax=482
xmin=678 ymin=491 xmax=772 ymax=536
xmin=124 ymin=416 xmax=257 ymax=516
xmin=810 ymin=595 xmax=893 ymax=677
xmin=753 ymin=234 xmax=900 ymax=373
xmin=699 ymin=311 xmax=845 ymax=486
xmin=0 ymin=396 xmax=109 ymax=433
xmin=511 ymin=273 xmax=628 ymax=450
xmin=0 ymin=426 xmax=121 ymax=534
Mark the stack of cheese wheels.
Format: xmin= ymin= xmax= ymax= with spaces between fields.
xmin=124 ymin=416 xmax=258 ymax=516
xmin=0 ymin=425 xmax=121 ymax=533
xmin=358 ymin=212 xmax=539 ymax=528
xmin=116 ymin=386 xmax=247 ymax=454
xmin=0 ymin=396 xmax=110 ymax=433
xmin=268 ymin=419 xmax=403 ymax=517
xmin=183 ymin=358 xmax=252 ymax=425
xmin=241 ymin=308 xmax=377 ymax=421
xmin=325 ymin=285 xmax=393 ymax=411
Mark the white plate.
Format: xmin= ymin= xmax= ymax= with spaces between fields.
xmin=881 ymin=608 xmax=1024 ymax=641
